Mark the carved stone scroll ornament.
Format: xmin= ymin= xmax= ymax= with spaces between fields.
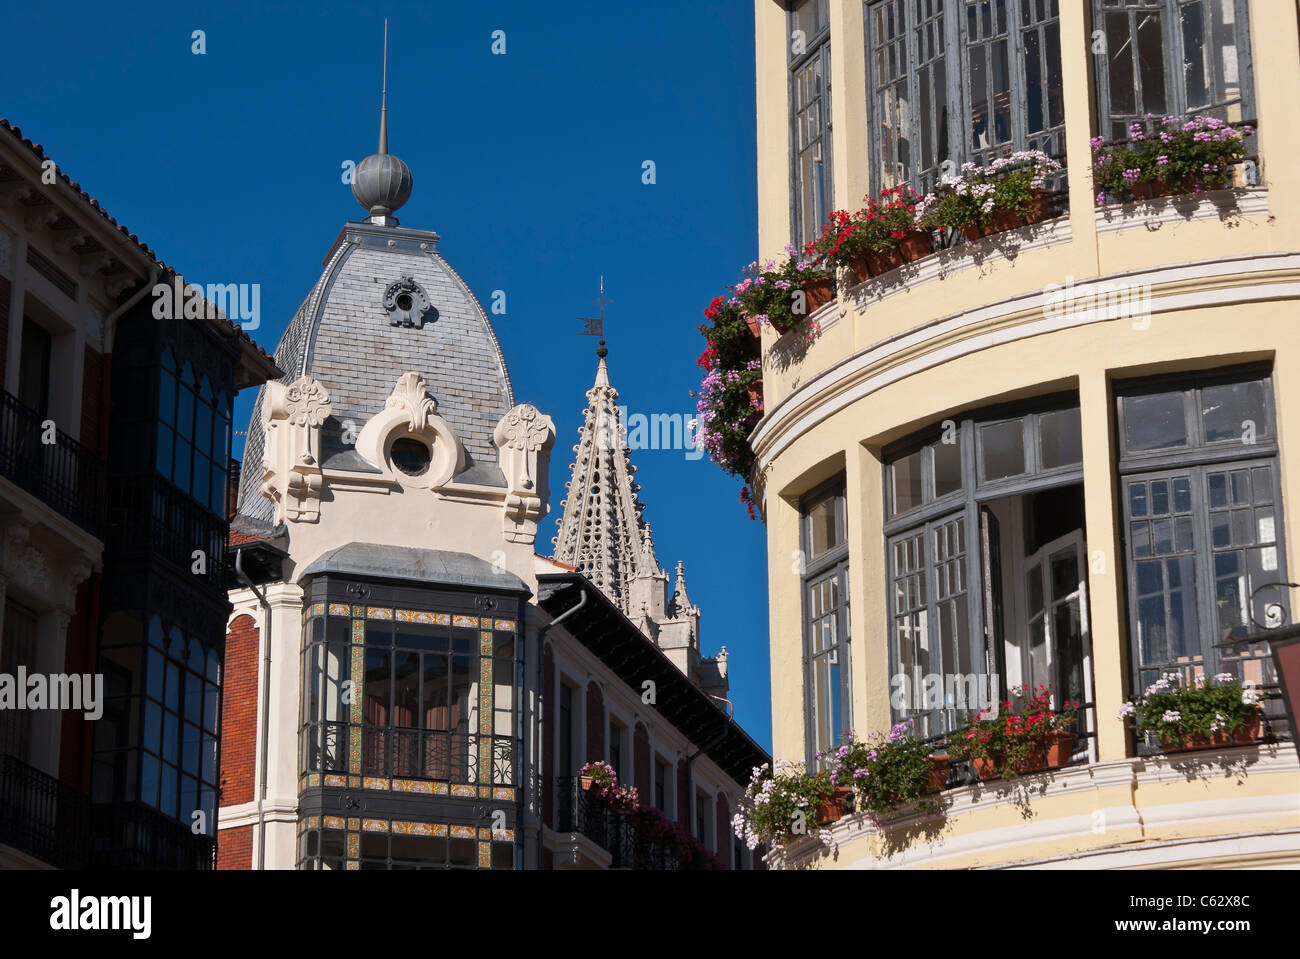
xmin=355 ymin=373 xmax=464 ymax=489
xmin=262 ymin=376 xmax=333 ymax=523
xmin=382 ymin=275 xmax=432 ymax=328
xmin=494 ymin=404 xmax=556 ymax=544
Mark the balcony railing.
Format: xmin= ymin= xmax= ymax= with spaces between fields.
xmin=554 ymin=776 xmax=680 ymax=870
xmin=0 ymin=389 xmax=105 ymax=536
xmin=0 ymin=754 xmax=215 ymax=870
xmin=107 ymin=473 xmax=227 ymax=588
xmin=0 ymin=753 xmax=90 ymax=869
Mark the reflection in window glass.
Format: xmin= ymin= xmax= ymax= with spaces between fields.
xmin=1124 ymin=392 xmax=1187 ymax=452
xmin=932 ymin=438 xmax=962 ymax=498
xmin=892 ymin=450 xmax=923 ymax=513
xmin=1202 ymin=380 xmax=1267 ymax=444
xmin=1039 ymin=407 xmax=1082 ymax=469
xmin=807 ymin=493 xmax=841 ymax=556
xmin=980 ymin=420 xmax=1025 ymax=481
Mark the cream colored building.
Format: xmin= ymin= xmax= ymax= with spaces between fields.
xmin=752 ymin=0 xmax=1300 ymax=868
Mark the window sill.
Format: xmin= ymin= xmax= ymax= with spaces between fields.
xmin=1094 ymin=187 xmax=1268 ymax=237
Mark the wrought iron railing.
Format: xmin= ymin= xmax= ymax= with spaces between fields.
xmin=306 ymin=726 xmax=518 ymax=787
xmin=0 ymin=754 xmax=216 ymax=870
xmin=88 ymin=801 xmax=216 ymax=870
xmin=106 ymin=473 xmax=226 ymax=587
xmin=0 ymin=753 xmax=90 ymax=869
xmin=0 ymin=389 xmax=105 ymax=536
xmin=554 ymin=777 xmax=680 ymax=870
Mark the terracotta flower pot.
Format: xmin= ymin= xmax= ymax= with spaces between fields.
xmin=816 ymin=786 xmax=852 ymax=826
xmin=1128 ymin=179 xmax=1153 ymax=201
xmin=972 ymin=755 xmax=1000 ymax=781
xmin=925 ymin=755 xmax=950 ymax=793
xmin=846 ymin=254 xmax=874 ymax=284
xmin=746 ymin=379 xmax=763 ymax=409
xmin=984 ymin=208 xmax=1024 ymax=234
xmin=898 ymin=229 xmax=933 ymax=262
xmin=801 ymin=278 xmax=834 ymax=314
xmin=958 ymin=223 xmax=984 ymax=244
xmin=1009 ymin=746 xmax=1047 ymax=774
xmin=866 ymin=246 xmax=905 ymax=276
xmin=1233 ymin=714 xmax=1262 ymax=745
xmin=1025 ymin=188 xmax=1052 ymax=223
xmin=1045 ymin=730 xmax=1077 ymax=769
xmin=744 ymin=314 xmax=763 ymax=338
xmin=580 ymin=775 xmax=597 ymax=791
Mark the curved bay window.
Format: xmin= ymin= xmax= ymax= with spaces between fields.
xmin=885 ymin=394 xmax=1092 ymax=749
xmin=866 ymin=0 xmax=1065 ymax=195
xmin=1116 ymin=365 xmax=1288 ymax=707
xmin=1092 ymin=0 xmax=1255 ymax=141
xmin=299 ymin=591 xmax=522 ymax=870
xmin=157 ymin=346 xmax=230 ymax=516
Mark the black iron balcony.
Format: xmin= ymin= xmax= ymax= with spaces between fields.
xmin=0 ymin=389 xmax=105 ymax=536
xmin=554 ymin=776 xmax=680 ymax=870
xmin=0 ymin=752 xmax=91 ymax=869
xmin=88 ymin=801 xmax=216 ymax=870
xmin=106 ymin=472 xmax=227 ymax=588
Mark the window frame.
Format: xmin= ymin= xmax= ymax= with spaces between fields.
xmin=788 ymin=0 xmax=835 ymax=249
xmin=800 ymin=475 xmax=853 ymax=764
xmin=1115 ymin=364 xmax=1289 ymax=697
xmin=863 ymin=0 xmax=1067 ymax=197
xmin=1091 ymin=0 xmax=1257 ymax=143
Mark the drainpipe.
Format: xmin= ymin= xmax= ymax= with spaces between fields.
xmin=535 ymin=584 xmax=587 ymax=869
xmin=234 ymin=547 xmax=273 ymax=870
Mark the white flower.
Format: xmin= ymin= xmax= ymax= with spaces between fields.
xmin=1162 ymin=710 xmax=1181 ymax=723
xmin=1242 ymin=686 xmax=1261 ymax=705
xmin=1117 ymin=702 xmax=1136 ymax=719
xmin=1214 ymin=672 xmax=1234 ymax=683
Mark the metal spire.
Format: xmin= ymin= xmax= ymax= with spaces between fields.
xmin=378 ymin=19 xmax=389 ymax=155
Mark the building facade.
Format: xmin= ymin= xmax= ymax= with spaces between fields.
xmin=218 ymin=117 xmax=766 ymax=870
xmin=0 ymin=119 xmax=277 ymax=869
xmin=752 ymin=0 xmax=1300 ymax=868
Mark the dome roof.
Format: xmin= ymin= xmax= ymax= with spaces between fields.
xmin=234 ymin=220 xmax=515 ymax=527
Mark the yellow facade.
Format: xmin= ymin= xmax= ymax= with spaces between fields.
xmin=751 ymin=0 xmax=1300 ymax=868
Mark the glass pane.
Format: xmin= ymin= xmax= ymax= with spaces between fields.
xmin=1039 ymin=408 xmax=1082 ymax=469
xmin=1202 ymin=380 xmax=1268 ymax=444
xmin=892 ymin=450 xmax=924 ymax=513
xmin=807 ymin=491 xmax=841 ymax=555
xmin=980 ymin=420 xmax=1025 ymax=481
xmin=1124 ymin=392 xmax=1187 ymax=452
xmin=932 ymin=437 xmax=963 ymax=498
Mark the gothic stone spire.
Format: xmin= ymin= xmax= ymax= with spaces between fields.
xmin=552 ymin=352 xmax=659 ymax=613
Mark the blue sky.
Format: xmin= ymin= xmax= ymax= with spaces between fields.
xmin=4 ymin=0 xmax=773 ymax=749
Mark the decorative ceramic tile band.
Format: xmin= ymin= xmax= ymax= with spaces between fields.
xmin=347 ymin=818 xmax=361 ymax=831
xmin=324 ymin=816 xmax=346 ymax=830
xmin=450 ymin=615 xmax=477 ymax=629
xmin=367 ymin=607 xmax=393 ymax=621
xmin=351 ymin=619 xmax=365 ymax=643
xmin=478 ymin=786 xmax=492 ymax=799
xmin=493 ymin=619 xmax=516 ymax=632
xmin=391 ymin=821 xmax=448 ymax=837
xmin=449 ymin=825 xmax=477 ymax=840
xmin=346 ymin=861 xmax=359 ymax=870
xmin=305 ymin=774 xmax=321 ymax=788
xmin=351 ymin=605 xmax=366 ymax=618
xmin=390 ymin=779 xmax=436 ymax=795
xmin=363 ymin=777 xmax=389 ymax=791
xmin=311 ymin=602 xmax=326 ymax=616
xmin=362 ymin=819 xmax=389 ymax=833
xmin=492 ymin=788 xmax=514 ymax=802
xmin=477 ymin=827 xmax=492 ymax=840
xmin=324 ymin=774 xmax=348 ymax=788
xmin=348 ymin=775 xmax=362 ymax=788
xmin=449 ymin=784 xmax=476 ymax=798
xmin=329 ymin=603 xmax=351 ymax=616
xmin=494 ymin=829 xmax=515 ymax=843
xmin=305 ymin=815 xmax=321 ymax=828
xmin=478 ymin=842 xmax=492 ymax=867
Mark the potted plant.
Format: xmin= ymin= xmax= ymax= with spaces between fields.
xmin=1091 ymin=114 xmax=1254 ymax=205
xmin=918 ymin=162 xmax=992 ymax=242
xmin=734 ymin=254 xmax=834 ymax=338
xmin=823 ymin=721 xmax=943 ymax=826
xmin=579 ymin=760 xmax=616 ymax=793
xmin=948 ymin=712 xmax=1006 ymax=780
xmin=1119 ymin=672 xmax=1267 ymax=753
xmin=732 ymin=760 xmax=837 ymax=851
xmin=986 ymin=151 xmax=1061 ymax=225
xmin=814 ymin=209 xmax=876 ymax=284
xmin=1044 ymin=703 xmax=1080 ymax=769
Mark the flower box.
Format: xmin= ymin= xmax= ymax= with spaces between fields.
xmin=925 ymin=755 xmax=950 ymax=793
xmin=1234 ymin=714 xmax=1262 ymax=745
xmin=866 ymin=246 xmax=905 ymax=276
xmin=815 ymin=786 xmax=852 ymax=826
xmin=1044 ymin=730 xmax=1077 ymax=769
xmin=972 ymin=755 xmax=1000 ymax=781
xmin=1008 ymin=746 xmax=1047 ymax=775
xmin=846 ymin=254 xmax=873 ymax=284
xmin=802 ymin=278 xmax=834 ymax=313
xmin=983 ymin=208 xmax=1023 ymax=234
xmin=898 ymin=229 xmax=932 ymax=262
xmin=1025 ymin=188 xmax=1052 ymax=224
xmin=743 ymin=314 xmax=763 ymax=338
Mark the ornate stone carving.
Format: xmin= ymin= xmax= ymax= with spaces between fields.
xmin=494 ymin=404 xmax=555 ymax=544
xmin=382 ymin=275 xmax=432 ymax=328
xmin=262 ymin=376 xmax=333 ymax=523
xmin=356 ymin=373 xmax=464 ymax=490
xmin=14 ymin=544 xmax=49 ymax=590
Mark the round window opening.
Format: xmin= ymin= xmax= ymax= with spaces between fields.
xmin=395 ymin=292 xmax=414 ymax=312
xmin=391 ymin=436 xmax=431 ymax=476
